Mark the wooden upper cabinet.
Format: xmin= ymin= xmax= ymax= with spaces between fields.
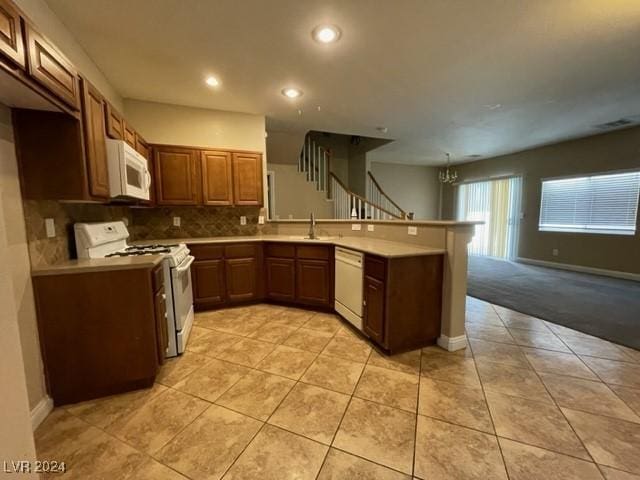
xmin=201 ymin=150 xmax=233 ymax=206
xmin=105 ymin=102 xmax=124 ymax=139
xmin=123 ymin=121 xmax=136 ymax=147
xmin=0 ymin=0 xmax=25 ymax=68
xmin=154 ymin=146 xmax=199 ymax=205
xmin=135 ymin=135 xmax=150 ymax=160
xmin=232 ymin=152 xmax=263 ymax=206
xmin=24 ymin=24 xmax=79 ymax=110
xmin=80 ymin=78 xmax=110 ymax=198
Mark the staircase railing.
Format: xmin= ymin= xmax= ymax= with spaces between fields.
xmin=330 ymin=173 xmax=403 ymax=220
xmin=298 ymin=135 xmax=330 ymax=194
xmin=366 ymin=171 xmax=407 ymax=219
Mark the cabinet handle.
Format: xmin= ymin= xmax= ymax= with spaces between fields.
xmin=363 ymin=300 xmax=367 ymax=306
xmin=164 ymin=312 xmax=168 ymax=319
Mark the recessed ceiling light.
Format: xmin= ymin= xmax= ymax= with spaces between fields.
xmin=205 ymin=76 xmax=219 ymax=87
xmin=281 ymin=87 xmax=303 ymax=99
xmin=312 ymin=24 xmax=341 ymax=43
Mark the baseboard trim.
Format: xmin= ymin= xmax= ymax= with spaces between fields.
xmin=516 ymin=257 xmax=640 ymax=282
xmin=437 ymin=334 xmax=468 ymax=352
xmin=31 ymin=396 xmax=53 ymax=431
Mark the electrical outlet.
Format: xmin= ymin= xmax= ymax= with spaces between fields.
xmin=408 ymin=226 xmax=418 ymax=236
xmin=352 ymin=224 xmax=362 ymax=231
xmin=367 ymin=224 xmax=375 ymax=232
xmin=240 ymin=216 xmax=247 ymax=225
xmin=258 ymin=215 xmax=265 ymax=225
xmin=173 ymin=217 xmax=181 ymax=227
xmin=45 ymin=218 xmax=55 ymax=238
xmin=552 ymin=248 xmax=559 ymax=256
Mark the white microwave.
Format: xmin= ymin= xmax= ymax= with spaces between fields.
xmin=106 ymin=139 xmax=151 ymax=200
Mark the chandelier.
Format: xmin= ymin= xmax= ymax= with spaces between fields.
xmin=439 ymin=153 xmax=458 ymax=184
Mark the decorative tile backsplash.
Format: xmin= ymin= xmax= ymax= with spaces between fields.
xmin=23 ymin=201 xmax=261 ymax=266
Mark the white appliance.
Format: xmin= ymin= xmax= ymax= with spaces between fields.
xmin=74 ymin=221 xmax=194 ymax=357
xmin=106 ymin=139 xmax=151 ymax=201
xmin=334 ymin=247 xmax=364 ymax=331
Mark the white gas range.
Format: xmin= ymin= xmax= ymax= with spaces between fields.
xmin=74 ymin=221 xmax=194 ymax=357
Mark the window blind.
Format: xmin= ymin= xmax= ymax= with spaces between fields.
xmin=539 ymin=171 xmax=640 ymax=235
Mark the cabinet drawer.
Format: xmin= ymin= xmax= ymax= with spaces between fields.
xmin=189 ymin=244 xmax=224 ymax=260
xmin=265 ymin=243 xmax=295 ymax=258
xmin=225 ymin=243 xmax=258 ymax=259
xmin=364 ymin=255 xmax=386 ymax=281
xmin=296 ymin=245 xmax=330 ymax=260
xmin=152 ymin=264 xmax=164 ymax=292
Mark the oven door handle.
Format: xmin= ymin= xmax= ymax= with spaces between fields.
xmin=174 ymin=255 xmax=195 ymax=274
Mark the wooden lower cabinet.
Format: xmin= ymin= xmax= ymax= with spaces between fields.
xmin=192 ymin=259 xmax=226 ymax=308
xmin=265 ymin=257 xmax=296 ymax=302
xmin=225 ymin=257 xmax=258 ymax=302
xmin=363 ymin=275 xmax=385 ymax=343
xmin=296 ymin=259 xmax=331 ymax=306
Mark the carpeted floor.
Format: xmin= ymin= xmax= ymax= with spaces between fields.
xmin=467 ymin=256 xmax=640 ymax=350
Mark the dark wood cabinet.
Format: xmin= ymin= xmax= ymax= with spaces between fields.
xmin=226 ymin=257 xmax=258 ymax=302
xmin=0 ymin=0 xmax=25 ymax=68
xmin=192 ymin=259 xmax=226 ymax=308
xmin=105 ymin=102 xmax=124 ymax=139
xmin=135 ymin=134 xmax=150 ymax=160
xmin=25 ymin=23 xmax=79 ymax=110
xmin=266 ymin=257 xmax=296 ymax=301
xmin=154 ymin=146 xmax=200 ymax=205
xmin=80 ymin=78 xmax=110 ymax=198
xmin=363 ymin=275 xmax=385 ymax=343
xmin=232 ymin=152 xmax=263 ymax=206
xmin=201 ymin=150 xmax=233 ymax=205
xmin=154 ymin=288 xmax=168 ymax=365
xmin=296 ymin=259 xmax=331 ymax=306
xmin=123 ymin=121 xmax=136 ymax=147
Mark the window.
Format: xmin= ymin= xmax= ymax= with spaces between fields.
xmin=539 ymin=171 xmax=640 ymax=235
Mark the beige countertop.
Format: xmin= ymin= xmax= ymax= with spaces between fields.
xmin=31 ymin=255 xmax=164 ymax=277
xmin=134 ymin=235 xmax=446 ymax=258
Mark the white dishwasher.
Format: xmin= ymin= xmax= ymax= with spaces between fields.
xmin=334 ymin=247 xmax=364 ymax=331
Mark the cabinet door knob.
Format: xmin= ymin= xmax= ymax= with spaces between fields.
xmin=162 ymin=294 xmax=166 ymax=300
xmin=164 ymin=312 xmax=168 ymax=319
xmin=363 ymin=300 xmax=367 ymax=306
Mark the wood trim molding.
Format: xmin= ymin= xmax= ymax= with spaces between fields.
xmin=516 ymin=257 xmax=640 ymax=282
xmin=30 ymin=395 xmax=53 ymax=430
xmin=437 ymin=333 xmax=468 ymax=352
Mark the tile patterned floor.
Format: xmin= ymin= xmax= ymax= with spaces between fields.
xmin=35 ymin=298 xmax=640 ymax=479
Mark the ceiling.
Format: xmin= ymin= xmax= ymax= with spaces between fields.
xmin=46 ymin=0 xmax=640 ymax=165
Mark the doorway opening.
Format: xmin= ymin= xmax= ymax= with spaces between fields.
xmin=456 ymin=176 xmax=522 ymax=259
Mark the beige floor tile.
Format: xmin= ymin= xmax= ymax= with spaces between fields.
xmin=125 ymin=457 xmax=190 ymax=480
xmin=580 ymin=357 xmax=640 ymax=389
xmin=422 ymin=344 xmax=474 ymax=358
xmin=507 ymin=327 xmax=572 ymax=352
xmin=335 ymin=324 xmax=365 ymax=340
xmin=545 ymin=322 xmax=593 ymax=339
xmin=268 ymin=383 xmax=350 ymax=445
xmin=499 ymin=438 xmax=604 ymax=480
xmin=215 ymin=370 xmax=295 ymax=421
xmin=155 ymin=351 xmax=211 ymax=387
xmin=215 ymin=337 xmax=276 ymax=367
xmin=476 ymin=362 xmax=553 ymax=403
xmin=561 ymin=336 xmax=631 ymax=362
xmin=323 ymin=336 xmax=372 ymax=363
xmin=466 ymin=296 xmax=494 ymax=313
xmin=301 ymin=355 xmax=365 ymax=394
xmin=302 ymin=313 xmax=342 ymax=334
xmin=256 ymin=345 xmax=317 ymax=380
xmin=333 ymin=398 xmax=416 ymax=475
xmin=600 ymin=466 xmax=640 ymax=480
xmin=420 ymin=352 xmax=481 ymax=388
xmin=466 ymin=324 xmax=516 ymax=344
xmin=563 ymin=408 xmax=640 ymax=474
xmin=465 ymin=308 xmax=505 ymax=327
xmin=173 ymin=358 xmax=250 ymax=402
xmin=609 ymin=385 xmax=640 ymax=416
xmin=248 ymin=321 xmax=298 ymax=344
xmin=106 ymin=388 xmax=209 ymax=455
xmin=156 ymin=405 xmax=262 ymax=480
xmin=199 ymin=313 xmax=267 ymax=336
xmin=522 ymin=347 xmax=600 ymax=380
xmin=223 ymin=425 xmax=328 ymax=480
xmin=188 ymin=325 xmax=211 ymax=343
xmin=283 ymin=327 xmax=334 ymax=353
xmin=269 ymin=308 xmax=316 ymax=327
xmin=618 ymin=346 xmax=640 ymax=364
xmin=540 ymin=373 xmax=640 ymax=423
xmin=317 ymin=448 xmax=411 ymax=480
xmin=66 ymin=383 xmax=168 ymax=429
xmin=469 ymin=338 xmax=530 ymax=369
xmin=187 ymin=329 xmax=244 ymax=357
xmin=35 ymin=409 xmax=102 ymax=460
xmin=354 ymin=365 xmax=419 ymax=412
xmin=414 ymin=415 xmax=507 ymax=480
xmin=500 ymin=315 xmax=551 ymax=333
xmin=485 ymin=391 xmax=589 ymax=459
xmin=418 ymin=377 xmax=493 ymax=433
xmin=367 ymin=348 xmax=421 ymax=375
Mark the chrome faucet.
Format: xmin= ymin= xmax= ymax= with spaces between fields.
xmin=308 ymin=212 xmax=317 ymax=239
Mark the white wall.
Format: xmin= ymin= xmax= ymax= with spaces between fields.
xmin=369 ymin=162 xmax=441 ymax=219
xmin=268 ymin=163 xmax=333 ymax=219
xmin=0 ymin=104 xmax=38 ymax=474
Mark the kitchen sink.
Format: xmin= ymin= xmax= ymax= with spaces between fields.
xmin=287 ymin=235 xmax=336 ymax=241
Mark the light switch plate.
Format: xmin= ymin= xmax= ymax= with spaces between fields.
xmin=352 ymin=224 xmax=362 ymax=231
xmin=367 ymin=224 xmax=375 ymax=232
xmin=258 ymin=215 xmax=265 ymax=225
xmin=45 ymin=218 xmax=55 ymax=238
xmin=408 ymin=226 xmax=418 ymax=236
xmin=240 ymin=216 xmax=247 ymax=225
xmin=552 ymin=248 xmax=559 ymax=256
xmin=173 ymin=217 xmax=181 ymax=227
